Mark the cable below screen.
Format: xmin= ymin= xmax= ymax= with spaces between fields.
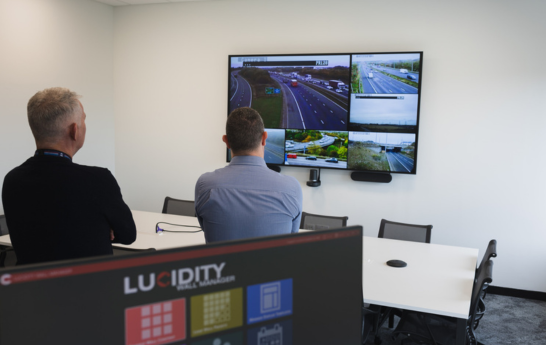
xmin=155 ymin=222 xmax=202 ymax=233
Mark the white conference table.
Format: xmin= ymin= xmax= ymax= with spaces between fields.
xmin=364 ymin=236 xmax=478 ymax=345
xmin=0 ymin=210 xmax=206 ymax=250
xmin=0 ymin=212 xmax=477 ymax=344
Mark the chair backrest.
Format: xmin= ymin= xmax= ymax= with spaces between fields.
xmin=468 ymin=260 xmax=493 ymax=339
xmin=378 ymin=219 xmax=432 ymax=243
xmin=300 ymin=212 xmax=348 ymax=230
xmin=162 ymin=197 xmax=196 ymax=217
xmin=476 ymin=239 xmax=497 ymax=277
xmin=0 ymin=215 xmax=8 ymax=236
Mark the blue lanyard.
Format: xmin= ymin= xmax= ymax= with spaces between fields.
xmin=35 ymin=149 xmax=72 ymax=161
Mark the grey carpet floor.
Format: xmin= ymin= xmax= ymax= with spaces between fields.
xmin=365 ymin=294 xmax=546 ymax=345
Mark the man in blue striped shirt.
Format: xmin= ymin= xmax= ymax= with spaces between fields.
xmin=195 ymin=107 xmax=303 ymax=243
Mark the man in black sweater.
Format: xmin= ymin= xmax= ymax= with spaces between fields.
xmin=1 ymin=87 xmax=136 ymax=265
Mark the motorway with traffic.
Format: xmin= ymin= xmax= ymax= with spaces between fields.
xmin=270 ymin=74 xmax=348 ymax=130
xmin=229 ymin=71 xmax=252 ymax=111
xmin=285 ymin=156 xmax=347 ymax=169
xmin=359 ymin=63 xmax=418 ymax=94
xmin=264 ymin=141 xmax=284 ymax=164
xmin=374 ymin=65 xmax=420 ymax=83
xmin=386 ymin=151 xmax=414 ymax=172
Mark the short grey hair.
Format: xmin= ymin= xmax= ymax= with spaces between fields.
xmin=27 ymin=87 xmax=82 ymax=142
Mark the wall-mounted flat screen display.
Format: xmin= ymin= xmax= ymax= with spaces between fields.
xmin=228 ymin=52 xmax=422 ymax=174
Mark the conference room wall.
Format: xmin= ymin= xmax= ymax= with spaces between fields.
xmin=0 ymin=0 xmax=116 ymax=215
xmin=113 ymin=0 xmax=546 ymax=293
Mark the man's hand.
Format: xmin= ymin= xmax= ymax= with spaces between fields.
xmin=110 ymin=230 xmax=115 ymax=241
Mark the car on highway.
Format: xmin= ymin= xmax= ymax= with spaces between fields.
xmin=305 ymin=156 xmax=317 ymax=160
xmin=335 ymin=89 xmax=343 ymax=93
xmin=326 ymin=158 xmax=338 ymax=163
xmin=407 ymin=74 xmax=417 ymax=80
xmin=326 ymin=86 xmax=333 ymax=90
xmin=287 ymin=154 xmax=297 ymax=159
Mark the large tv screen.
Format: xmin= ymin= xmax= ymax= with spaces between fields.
xmin=228 ymin=52 xmax=422 ymax=174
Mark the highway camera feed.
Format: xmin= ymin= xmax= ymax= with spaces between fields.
xmin=351 ymin=53 xmax=420 ymax=94
xmin=348 ymin=132 xmax=415 ymax=173
xmin=349 ymin=53 xmax=421 ymax=132
xmin=229 ymin=55 xmax=350 ymax=130
xmin=264 ymin=129 xmax=285 ymax=165
xmin=284 ymin=130 xmax=348 ymax=169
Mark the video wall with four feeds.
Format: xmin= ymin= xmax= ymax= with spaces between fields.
xmin=228 ymin=52 xmax=422 ymax=174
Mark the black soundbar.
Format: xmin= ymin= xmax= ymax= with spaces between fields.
xmin=351 ymin=172 xmax=392 ymax=183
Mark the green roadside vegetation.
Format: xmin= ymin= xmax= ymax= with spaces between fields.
xmin=348 ymin=142 xmax=390 ymax=171
xmin=286 ymin=130 xmax=348 ymax=161
xmin=401 ymin=143 xmax=416 ymax=160
xmin=252 ymin=97 xmax=283 ymax=128
xmin=286 ymin=129 xmax=323 ymax=142
xmin=374 ymin=60 xmax=420 ymax=74
xmin=238 ymin=68 xmax=283 ymax=128
xmin=351 ymin=63 xmax=363 ymax=94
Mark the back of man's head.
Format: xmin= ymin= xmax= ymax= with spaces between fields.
xmin=226 ymin=107 xmax=264 ymax=155
xmin=27 ymin=87 xmax=81 ymax=144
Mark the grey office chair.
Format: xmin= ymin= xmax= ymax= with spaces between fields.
xmin=162 ymin=197 xmax=196 ymax=217
xmin=0 ymin=215 xmax=15 ymax=267
xmin=0 ymin=215 xmax=8 ymax=236
xmin=0 ymin=247 xmax=17 ymax=267
xmin=378 ymin=219 xmax=432 ymax=243
xmin=300 ymin=212 xmax=348 ymax=230
xmin=473 ymin=239 xmax=497 ymax=330
xmin=392 ymin=260 xmax=494 ymax=345
xmin=377 ymin=219 xmax=433 ymax=330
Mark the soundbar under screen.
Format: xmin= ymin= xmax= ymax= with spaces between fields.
xmin=0 ymin=228 xmax=363 ymax=345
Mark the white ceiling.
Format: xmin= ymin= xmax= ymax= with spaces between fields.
xmin=94 ymin=0 xmax=213 ymax=6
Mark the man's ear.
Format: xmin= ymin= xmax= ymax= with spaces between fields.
xmin=68 ymin=123 xmax=78 ymax=142
xmin=261 ymin=131 xmax=268 ymax=146
xmin=222 ymin=135 xmax=231 ymax=149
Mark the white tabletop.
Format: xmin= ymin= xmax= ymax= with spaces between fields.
xmin=0 ymin=210 xmax=206 ymax=251
xmin=363 ymin=236 xmax=478 ymax=319
xmin=116 ymin=210 xmax=205 ymax=250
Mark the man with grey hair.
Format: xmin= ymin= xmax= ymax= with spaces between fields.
xmin=195 ymin=107 xmax=303 ymax=242
xmin=2 ymin=87 xmax=136 ymax=265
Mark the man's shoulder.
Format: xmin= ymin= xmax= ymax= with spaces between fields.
xmin=197 ymin=164 xmax=301 ymax=195
xmin=267 ymin=171 xmax=302 ymax=197
xmin=71 ymin=163 xmax=112 ymax=177
xmin=6 ymin=158 xmax=116 ymax=184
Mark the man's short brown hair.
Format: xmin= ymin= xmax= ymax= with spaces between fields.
xmin=226 ymin=107 xmax=264 ymax=154
xmin=27 ymin=87 xmax=81 ymax=142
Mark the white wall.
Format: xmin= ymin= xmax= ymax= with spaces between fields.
xmin=113 ymin=0 xmax=546 ymax=292
xmin=0 ymin=0 xmax=115 ymax=214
